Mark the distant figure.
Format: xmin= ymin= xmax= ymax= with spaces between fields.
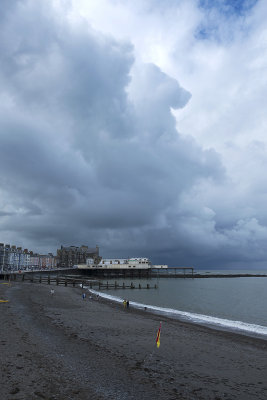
xmin=82 ymin=293 xmax=86 ymax=300
xmin=126 ymin=300 xmax=129 ymax=309
xmin=50 ymin=289 xmax=54 ymax=296
xmin=144 ymin=307 xmax=147 ymax=311
xmin=123 ymin=300 xmax=127 ymax=308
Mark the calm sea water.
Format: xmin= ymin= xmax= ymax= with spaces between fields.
xmin=88 ymin=271 xmax=267 ymax=338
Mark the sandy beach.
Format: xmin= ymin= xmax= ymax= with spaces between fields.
xmin=1 ymin=281 xmax=267 ymax=399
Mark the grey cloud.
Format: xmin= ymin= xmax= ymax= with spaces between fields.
xmin=0 ymin=211 xmax=14 ymax=217
xmin=0 ymin=0 xmax=229 ymax=266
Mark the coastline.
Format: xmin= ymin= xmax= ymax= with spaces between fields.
xmin=1 ymin=282 xmax=267 ymax=399
xmin=87 ymin=287 xmax=267 ymax=340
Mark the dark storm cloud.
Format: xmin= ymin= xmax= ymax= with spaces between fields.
xmin=0 ymin=0 xmax=228 ymax=266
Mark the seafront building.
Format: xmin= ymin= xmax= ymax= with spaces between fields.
xmin=85 ymin=257 xmax=153 ymax=269
xmin=78 ymin=257 xmax=168 ymax=271
xmin=57 ymin=245 xmax=99 ymax=267
xmin=0 ymin=244 xmax=31 ymax=271
xmin=39 ymin=254 xmax=57 ymax=269
xmin=8 ymin=246 xmax=30 ymax=269
xmin=29 ymin=253 xmax=56 ymax=269
xmin=0 ymin=243 xmax=57 ymax=272
xmin=0 ymin=243 xmax=100 ymax=271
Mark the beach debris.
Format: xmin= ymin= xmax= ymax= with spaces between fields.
xmin=156 ymin=322 xmax=162 ymax=348
xmin=0 ymin=299 xmax=9 ymax=303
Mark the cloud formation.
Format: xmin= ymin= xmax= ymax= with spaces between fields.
xmin=1 ymin=0 xmax=267 ymax=268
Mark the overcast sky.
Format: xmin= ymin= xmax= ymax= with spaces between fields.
xmin=1 ymin=0 xmax=267 ymax=268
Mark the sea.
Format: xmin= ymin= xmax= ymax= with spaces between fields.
xmin=87 ymin=269 xmax=267 ymax=339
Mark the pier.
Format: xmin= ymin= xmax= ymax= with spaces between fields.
xmin=79 ymin=266 xmax=195 ymax=278
xmin=151 ymin=267 xmax=194 ymax=278
xmin=0 ymin=266 xmax=196 ymax=280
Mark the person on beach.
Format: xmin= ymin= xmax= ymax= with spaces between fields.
xmin=82 ymin=293 xmax=86 ymax=300
xmin=123 ymin=300 xmax=127 ymax=308
xmin=126 ymin=300 xmax=129 ymax=309
xmin=50 ymin=289 xmax=54 ymax=296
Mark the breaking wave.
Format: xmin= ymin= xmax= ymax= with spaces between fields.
xmin=88 ymin=288 xmax=267 ymax=338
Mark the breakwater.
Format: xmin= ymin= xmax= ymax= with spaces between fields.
xmin=0 ymin=273 xmax=157 ymax=290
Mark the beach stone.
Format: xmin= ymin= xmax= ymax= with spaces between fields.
xmin=9 ymin=387 xmax=20 ymax=394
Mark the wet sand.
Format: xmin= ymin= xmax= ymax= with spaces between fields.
xmin=1 ymin=281 xmax=267 ymax=399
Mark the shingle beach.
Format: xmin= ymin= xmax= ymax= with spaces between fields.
xmin=1 ymin=281 xmax=267 ymax=399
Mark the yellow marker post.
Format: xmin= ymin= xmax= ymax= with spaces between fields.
xmin=156 ymin=322 xmax=162 ymax=348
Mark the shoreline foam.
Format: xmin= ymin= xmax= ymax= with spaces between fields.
xmin=88 ymin=287 xmax=267 ymax=340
